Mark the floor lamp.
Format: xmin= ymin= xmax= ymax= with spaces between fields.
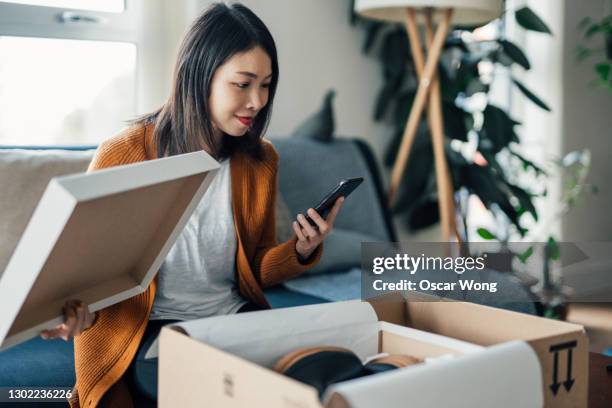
xmin=354 ymin=0 xmax=501 ymax=242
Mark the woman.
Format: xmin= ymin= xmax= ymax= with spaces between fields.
xmin=40 ymin=3 xmax=342 ymax=406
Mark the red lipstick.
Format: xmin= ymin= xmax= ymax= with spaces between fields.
xmin=237 ymin=116 xmax=253 ymax=126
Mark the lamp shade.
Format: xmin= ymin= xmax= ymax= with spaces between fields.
xmin=354 ymin=0 xmax=502 ymax=26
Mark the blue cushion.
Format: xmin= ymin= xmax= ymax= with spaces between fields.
xmin=0 ymin=337 xmax=75 ymax=387
xmin=270 ymin=138 xmax=391 ymax=242
xmin=265 ymin=286 xmax=329 ymax=308
xmin=305 ymin=228 xmax=378 ymax=275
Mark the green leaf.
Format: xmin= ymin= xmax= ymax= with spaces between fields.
xmin=466 ymin=77 xmax=488 ymax=96
xmin=480 ymin=105 xmax=520 ymax=153
xmin=374 ymin=82 xmax=396 ymax=121
xmin=455 ymin=54 xmax=481 ymax=94
xmin=393 ymin=91 xmax=415 ymax=129
xmin=462 ymin=165 xmax=522 ymax=230
xmin=575 ymin=45 xmax=593 ymax=62
xmin=547 ymin=237 xmax=561 ymax=261
xmin=438 ymin=62 xmax=461 ymax=103
xmin=362 ymin=21 xmax=385 ymax=53
xmin=443 ymin=102 xmax=469 ymax=141
xmin=585 ymin=23 xmax=602 ymax=38
xmin=498 ymin=40 xmax=531 ymax=70
xmin=515 ymin=7 xmax=552 ymax=34
xmin=480 ymin=150 xmax=505 ymax=177
xmin=510 ymin=150 xmax=546 ymax=175
xmin=392 ymin=132 xmax=434 ymax=212
xmin=445 ymin=144 xmax=468 ymax=167
xmin=381 ymin=28 xmax=409 ymax=79
xmin=578 ymin=17 xmax=592 ymax=31
xmin=349 ymin=0 xmax=358 ymax=25
xmin=544 ymin=309 xmax=561 ymax=320
xmin=493 ymin=49 xmax=514 ymax=67
xmin=453 ymin=23 xmax=482 ymax=32
xmin=595 ymin=62 xmax=611 ymax=82
xmin=512 ymin=78 xmax=552 ymax=111
xmin=507 ymin=183 xmax=538 ymax=221
xmin=444 ymin=37 xmax=469 ymax=53
xmin=518 ymin=246 xmax=534 ymax=263
xmin=477 ymin=227 xmax=497 ymax=240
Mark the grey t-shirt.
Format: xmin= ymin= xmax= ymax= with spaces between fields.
xmin=149 ymin=158 xmax=246 ymax=321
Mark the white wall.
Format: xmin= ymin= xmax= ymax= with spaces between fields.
xmin=511 ymin=0 xmax=612 ymax=242
xmin=137 ymin=0 xmax=198 ymax=114
xmin=559 ymin=0 xmax=612 ymax=241
xmin=516 ymin=0 xmax=565 ymax=240
xmin=144 ymin=0 xmax=393 ymax=164
xmin=233 ymin=0 xmax=390 ymax=158
xmin=139 ymin=0 xmax=392 ymax=161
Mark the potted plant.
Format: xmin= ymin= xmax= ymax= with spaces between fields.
xmin=348 ymin=2 xmax=553 ymax=239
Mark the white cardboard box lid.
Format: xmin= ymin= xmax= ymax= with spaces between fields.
xmin=0 ymin=150 xmax=220 ymax=350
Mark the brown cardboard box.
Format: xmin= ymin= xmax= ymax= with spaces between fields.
xmin=157 ymin=297 xmax=567 ymax=407
xmin=368 ymin=293 xmax=588 ymax=408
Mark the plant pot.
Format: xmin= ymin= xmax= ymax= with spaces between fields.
xmin=535 ymin=286 xmax=573 ymax=321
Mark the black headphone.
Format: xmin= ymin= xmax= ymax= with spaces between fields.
xmin=274 ymin=346 xmax=422 ymax=397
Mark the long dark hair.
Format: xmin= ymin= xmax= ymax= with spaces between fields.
xmin=135 ymin=2 xmax=279 ymax=160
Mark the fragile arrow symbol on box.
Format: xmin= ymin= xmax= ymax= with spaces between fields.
xmin=564 ymin=348 xmax=574 ymax=392
xmin=549 ymin=340 xmax=577 ymax=396
xmin=550 ymin=351 xmax=560 ymax=395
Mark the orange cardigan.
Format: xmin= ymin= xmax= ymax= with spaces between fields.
xmin=70 ymin=124 xmax=322 ymax=407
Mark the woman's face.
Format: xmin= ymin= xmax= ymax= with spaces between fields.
xmin=208 ymin=46 xmax=273 ymax=138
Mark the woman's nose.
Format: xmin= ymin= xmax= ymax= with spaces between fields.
xmin=247 ymin=90 xmax=265 ymax=111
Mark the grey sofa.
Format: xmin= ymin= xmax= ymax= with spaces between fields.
xmin=0 ymin=135 xmax=537 ymax=392
xmin=0 ymin=137 xmax=538 ymax=312
xmin=266 ymin=136 xmax=394 ymax=306
xmin=267 ymin=136 xmax=537 ymax=316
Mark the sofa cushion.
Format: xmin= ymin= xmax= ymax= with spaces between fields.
xmin=270 ymin=138 xmax=391 ymax=242
xmin=275 ymin=192 xmax=295 ymax=243
xmin=292 ymin=90 xmax=336 ymax=143
xmin=0 ymin=149 xmax=94 ymax=276
xmin=305 ymin=228 xmax=377 ymax=275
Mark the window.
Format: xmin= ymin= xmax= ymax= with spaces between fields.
xmin=0 ymin=0 xmax=139 ymax=145
xmin=1 ymin=0 xmax=124 ymax=13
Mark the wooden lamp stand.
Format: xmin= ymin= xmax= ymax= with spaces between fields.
xmin=387 ymin=7 xmax=458 ymax=242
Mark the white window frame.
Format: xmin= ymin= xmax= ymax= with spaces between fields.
xmin=0 ymin=1 xmax=140 ymax=43
xmin=0 ymin=0 xmax=144 ymax=145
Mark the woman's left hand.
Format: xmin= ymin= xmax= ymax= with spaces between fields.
xmin=293 ymin=197 xmax=344 ymax=261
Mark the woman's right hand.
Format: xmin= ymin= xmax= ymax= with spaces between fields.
xmin=40 ymin=299 xmax=97 ymax=341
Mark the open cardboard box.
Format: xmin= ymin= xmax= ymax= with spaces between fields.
xmin=157 ymin=297 xmax=555 ymax=408
xmin=369 ymin=292 xmax=589 ymax=408
xmin=0 ymin=151 xmax=220 ymax=350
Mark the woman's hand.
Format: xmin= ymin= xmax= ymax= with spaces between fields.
xmin=40 ymin=299 xmax=96 ymax=341
xmin=293 ymin=197 xmax=344 ymax=260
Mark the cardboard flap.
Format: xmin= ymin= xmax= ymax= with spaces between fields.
xmin=404 ymin=298 xmax=585 ymax=345
xmin=0 ymin=151 xmax=219 ymax=349
xmin=378 ymin=322 xmax=483 ymax=356
xmin=367 ymin=292 xmax=407 ymax=325
xmin=159 ymin=328 xmax=322 ymax=408
xmin=325 ymin=341 xmax=543 ymax=408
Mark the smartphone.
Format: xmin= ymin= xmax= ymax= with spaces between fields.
xmin=304 ymin=177 xmax=363 ymax=227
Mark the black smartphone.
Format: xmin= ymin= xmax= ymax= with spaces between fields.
xmin=304 ymin=177 xmax=363 ymax=227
